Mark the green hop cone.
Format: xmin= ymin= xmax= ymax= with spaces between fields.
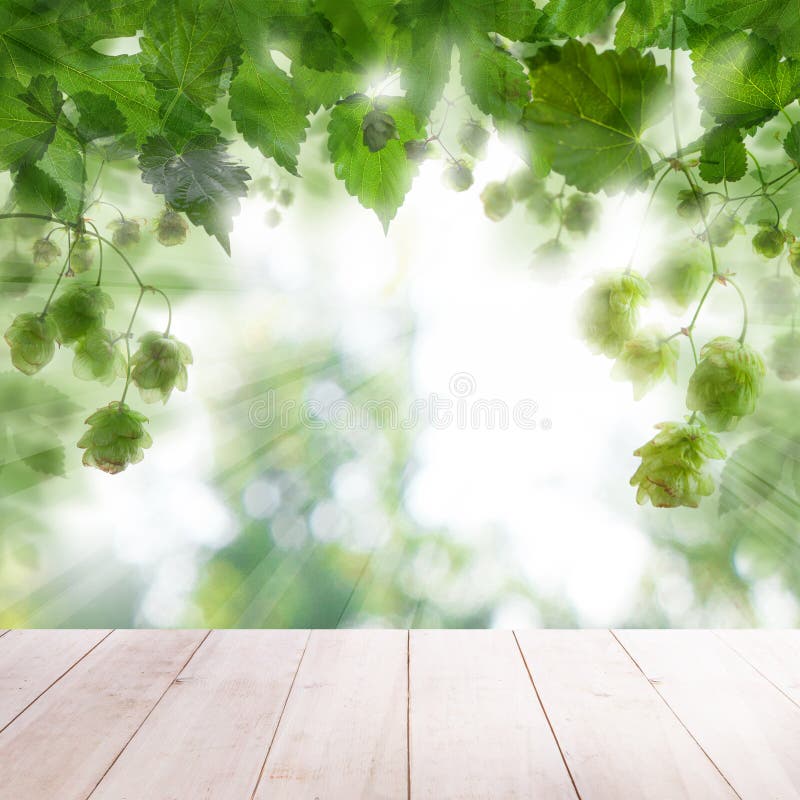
xmin=768 ymin=332 xmax=800 ymax=381
xmin=109 ymin=218 xmax=141 ymax=248
xmin=480 ymin=181 xmax=513 ymax=222
xmin=527 ymin=192 xmax=556 ymax=224
xmin=752 ymin=224 xmax=785 ymax=259
xmin=562 ymin=194 xmax=600 ymax=235
xmin=457 ymin=121 xmax=490 ymax=160
xmin=130 ymin=331 xmax=193 ymax=403
xmin=442 ymin=163 xmax=473 ymax=192
xmin=507 ymin=169 xmax=543 ymax=202
xmin=361 ymin=109 xmax=398 ymax=153
xmin=70 ymin=236 xmax=95 ymax=274
xmin=647 ymin=247 xmax=708 ymax=312
xmin=4 ymin=312 xmax=58 ymax=375
xmin=277 ymin=188 xmax=294 ymax=208
xmin=789 ymin=242 xmax=800 ymax=277
xmin=705 ymin=213 xmax=743 ymax=247
xmin=612 ymin=330 xmax=680 ymax=400
xmin=72 ymin=328 xmax=126 ymax=385
xmin=1 ymin=250 xmax=35 ymax=297
xmin=78 ymin=401 xmax=152 ymax=474
xmin=50 ymin=283 xmax=114 ymax=344
xmin=630 ymin=419 xmax=725 ymax=508
xmin=580 ymin=272 xmax=650 ymax=358
xmin=155 ymin=209 xmax=189 ymax=246
xmin=686 ymin=336 xmax=765 ymax=431
xmin=756 ymin=276 xmax=797 ymax=320
xmin=404 ymin=139 xmax=428 ymax=163
xmin=265 ymin=208 xmax=281 ymax=228
xmin=676 ymin=188 xmax=709 ymax=223
xmin=32 ymin=238 xmax=61 ymax=268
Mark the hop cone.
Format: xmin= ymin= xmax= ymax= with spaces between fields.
xmin=676 ymin=188 xmax=709 ymax=223
xmin=32 ymin=237 xmax=61 ymax=268
xmin=156 ymin=209 xmax=188 ymax=246
xmin=109 ymin=218 xmax=141 ymax=248
xmin=752 ymin=225 xmax=785 ymax=259
xmin=612 ymin=331 xmax=679 ymax=400
xmin=4 ymin=312 xmax=58 ymax=375
xmin=580 ymin=272 xmax=649 ymax=358
xmin=73 ymin=328 xmax=126 ymax=385
xmin=361 ymin=109 xmax=398 ymax=153
xmin=686 ymin=336 xmax=765 ymax=431
xmin=78 ymin=401 xmax=152 ymax=474
xmin=768 ymin=332 xmax=800 ymax=381
xmin=630 ymin=420 xmax=725 ymax=508
xmin=648 ymin=248 xmax=708 ymax=312
xmin=70 ymin=236 xmax=95 ymax=273
xmin=442 ymin=163 xmax=473 ymax=192
xmin=457 ymin=121 xmax=490 ymax=159
xmin=706 ymin=214 xmax=743 ymax=247
xmin=130 ymin=331 xmax=192 ymax=403
xmin=50 ymin=283 xmax=114 ymax=344
xmin=481 ymin=181 xmax=513 ymax=222
xmin=562 ymin=194 xmax=600 ymax=235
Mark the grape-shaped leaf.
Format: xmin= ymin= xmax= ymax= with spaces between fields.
xmin=139 ymin=133 xmax=251 ymax=254
xmin=72 ymin=91 xmax=127 ymax=142
xmin=785 ymin=122 xmax=800 ymax=164
xmin=539 ymin=0 xmax=619 ymax=38
xmin=12 ymin=164 xmax=66 ymax=216
xmin=523 ymin=41 xmax=669 ymax=193
xmin=699 ymin=125 xmax=746 ymax=184
xmin=0 ymin=76 xmax=62 ymax=170
xmin=687 ymin=22 xmax=800 ymax=128
xmin=328 ymin=93 xmax=425 ymax=231
xmin=615 ymin=0 xmax=678 ymax=50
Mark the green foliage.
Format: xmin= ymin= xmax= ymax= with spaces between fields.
xmin=699 ymin=125 xmax=746 ymax=184
xmin=523 ymin=41 xmax=669 ymax=193
xmin=648 ymin=247 xmax=708 ymax=311
xmin=50 ymin=283 xmax=114 ymax=344
xmin=612 ymin=331 xmax=680 ymax=399
xmin=631 ymin=419 xmax=725 ymax=508
xmin=130 ymin=332 xmax=193 ymax=403
xmin=4 ymin=313 xmax=58 ymax=375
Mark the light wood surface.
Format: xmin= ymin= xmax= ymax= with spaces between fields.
xmin=0 ymin=629 xmax=798 ymax=799
xmin=409 ymin=630 xmax=577 ymax=799
xmin=91 ymin=630 xmax=308 ymax=800
xmin=516 ymin=629 xmax=737 ymax=800
xmin=616 ymin=629 xmax=800 ymax=800
xmin=254 ymin=629 xmax=408 ymax=799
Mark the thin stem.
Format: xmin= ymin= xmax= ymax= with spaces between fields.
xmin=725 ymin=276 xmax=749 ymax=342
xmin=148 ymin=286 xmax=173 ymax=334
xmin=680 ymin=165 xmax=719 ymax=274
xmin=0 ymin=212 xmax=66 ymax=226
xmin=83 ymin=229 xmax=144 ymax=287
xmin=120 ymin=287 xmax=145 ymax=405
xmin=85 ymin=221 xmax=104 ymax=286
xmin=747 ymin=149 xmax=766 ymax=187
xmin=626 ymin=164 xmax=672 ymax=270
xmin=688 ymin=274 xmax=717 ymax=331
xmin=41 ymin=229 xmax=73 ymax=315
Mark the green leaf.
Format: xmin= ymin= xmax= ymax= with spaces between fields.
xmin=540 ymin=0 xmax=620 ymax=38
xmin=139 ymin=132 xmax=251 ymax=253
xmin=686 ymin=0 xmax=800 ymax=60
xmin=785 ymin=122 xmax=800 ymax=164
xmin=38 ymin=128 xmax=87 ymax=223
xmin=292 ymin=64 xmax=364 ymax=113
xmin=699 ymin=125 xmax=746 ymax=183
xmin=327 ymin=93 xmax=425 ymax=231
xmin=615 ymin=0 xmax=681 ymax=49
xmin=459 ymin=38 xmax=529 ymax=123
xmin=229 ymin=53 xmax=310 ymax=175
xmin=687 ymin=22 xmax=800 ymax=128
xmin=523 ymin=41 xmax=669 ymax=193
xmin=0 ymin=76 xmax=62 ymax=170
xmin=140 ymin=0 xmax=241 ymax=131
xmin=12 ymin=163 xmax=66 ymax=215
xmin=72 ymin=91 xmax=127 ymax=142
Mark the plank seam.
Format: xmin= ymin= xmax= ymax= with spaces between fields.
xmin=609 ymin=630 xmax=743 ymax=800
xmin=84 ymin=630 xmax=213 ymax=800
xmin=248 ymin=628 xmax=312 ymax=800
xmin=512 ymin=631 xmax=583 ymax=800
xmin=0 ymin=629 xmax=115 ymax=737
xmin=406 ymin=629 xmax=411 ymax=800
xmin=713 ymin=631 xmax=800 ymax=712
xmin=0 ymin=630 xmax=9 ymax=639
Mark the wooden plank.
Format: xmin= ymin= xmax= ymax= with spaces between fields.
xmin=0 ymin=629 xmax=110 ymax=731
xmin=410 ymin=630 xmax=577 ymax=800
xmin=515 ymin=630 xmax=737 ymax=800
xmin=716 ymin=629 xmax=800 ymax=707
xmin=254 ymin=629 xmax=407 ymax=799
xmin=91 ymin=630 xmax=308 ymax=800
xmin=616 ymin=629 xmax=800 ymax=799
xmin=0 ymin=629 xmax=207 ymax=800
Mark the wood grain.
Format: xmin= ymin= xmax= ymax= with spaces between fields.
xmin=254 ymin=629 xmax=408 ymax=800
xmin=0 ymin=629 xmax=110 ymax=731
xmin=716 ymin=629 xmax=800 ymax=707
xmin=0 ymin=629 xmax=207 ymax=800
xmin=516 ymin=629 xmax=737 ymax=800
xmin=90 ymin=630 xmax=308 ymax=800
xmin=616 ymin=629 xmax=800 ymax=799
xmin=410 ymin=630 xmax=577 ymax=800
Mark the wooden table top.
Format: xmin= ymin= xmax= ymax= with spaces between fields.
xmin=0 ymin=629 xmax=798 ymax=799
